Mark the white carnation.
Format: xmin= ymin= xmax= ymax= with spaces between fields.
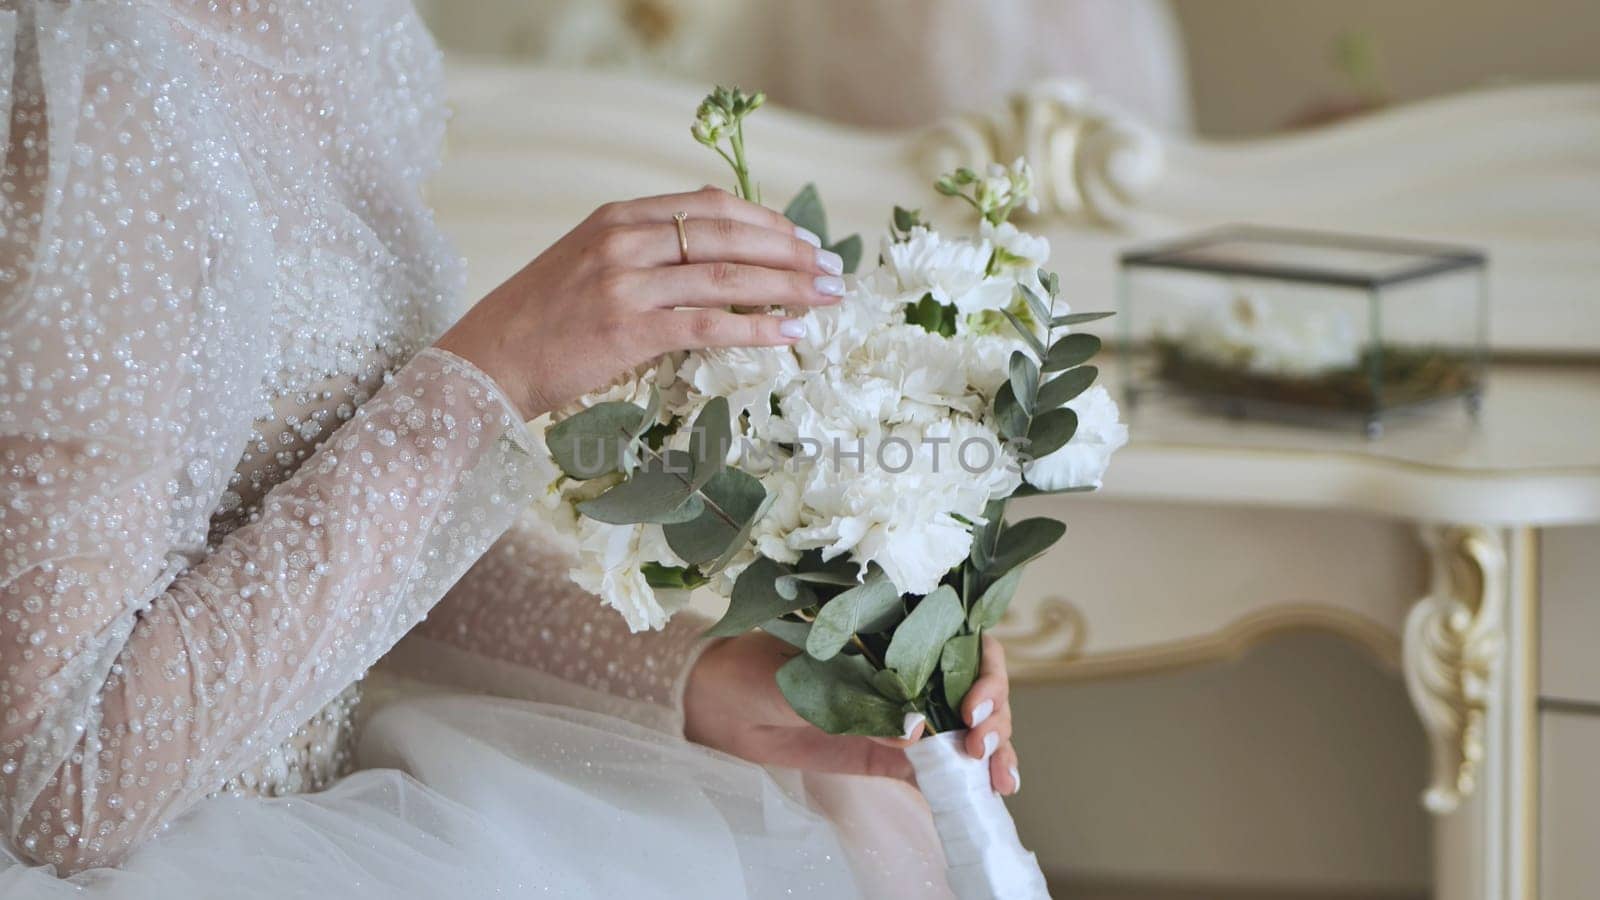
xmin=785 ymin=418 xmax=1015 ymax=596
xmin=885 ymin=227 xmax=1013 ymax=317
xmin=568 ymin=520 xmax=687 ymax=632
xmin=1022 ymin=384 xmax=1128 ymax=491
xmin=793 ymin=272 xmax=899 ymax=373
xmin=678 ymin=343 xmax=798 ymax=432
xmin=854 ymin=324 xmax=984 ymax=423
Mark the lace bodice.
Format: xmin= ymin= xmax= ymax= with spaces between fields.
xmin=0 ymin=1 xmax=706 ymax=873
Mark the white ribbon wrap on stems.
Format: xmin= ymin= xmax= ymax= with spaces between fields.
xmin=905 ymin=730 xmax=1052 ymax=900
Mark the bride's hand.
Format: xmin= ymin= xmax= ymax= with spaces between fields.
xmin=435 ymin=186 xmax=844 ymax=420
xmin=683 ymin=632 xmax=1021 ymax=794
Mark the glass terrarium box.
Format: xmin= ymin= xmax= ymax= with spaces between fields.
xmin=1118 ymin=225 xmax=1487 ymax=437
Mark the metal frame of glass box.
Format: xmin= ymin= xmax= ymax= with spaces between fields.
xmin=1118 ymin=225 xmax=1489 ymax=438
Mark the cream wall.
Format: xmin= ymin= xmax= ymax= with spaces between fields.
xmin=1173 ymin=0 xmax=1600 ymax=136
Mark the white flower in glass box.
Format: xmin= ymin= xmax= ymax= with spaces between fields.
xmin=530 ymin=86 xmax=1129 ymax=900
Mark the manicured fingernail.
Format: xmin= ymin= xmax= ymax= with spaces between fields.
xmin=814 ymin=275 xmax=845 ymax=296
xmin=902 ymin=712 xmax=926 ymax=740
xmin=1009 ymin=766 xmax=1021 ymax=794
xmin=795 ymin=226 xmax=823 ymax=248
xmin=970 ymin=699 xmax=994 ymax=727
xmin=779 ymin=319 xmax=806 ymax=339
xmin=816 ymin=248 xmax=844 ymax=275
xmin=982 ymin=732 xmax=1000 ymax=759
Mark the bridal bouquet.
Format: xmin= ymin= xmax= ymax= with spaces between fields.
xmin=532 ymin=87 xmax=1126 ymax=899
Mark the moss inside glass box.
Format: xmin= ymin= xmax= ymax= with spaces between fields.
xmin=1119 ymin=226 xmax=1488 ymax=437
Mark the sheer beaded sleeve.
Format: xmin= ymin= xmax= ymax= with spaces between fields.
xmin=0 ymin=6 xmax=536 ymax=872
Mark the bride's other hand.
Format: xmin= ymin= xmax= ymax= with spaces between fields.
xmin=684 ymin=632 xmax=1021 ymax=795
xmin=435 ymin=186 xmax=844 ymax=420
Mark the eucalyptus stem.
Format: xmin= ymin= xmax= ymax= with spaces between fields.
xmin=849 ymin=634 xmax=883 ymax=669
xmin=729 ymin=121 xmax=755 ymax=201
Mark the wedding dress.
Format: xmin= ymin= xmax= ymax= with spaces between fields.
xmin=0 ymin=2 xmax=948 ymax=896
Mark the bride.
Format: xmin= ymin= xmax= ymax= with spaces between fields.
xmin=0 ymin=2 xmax=1022 ymax=897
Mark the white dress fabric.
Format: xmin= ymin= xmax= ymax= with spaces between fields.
xmin=0 ymin=2 xmax=946 ymax=896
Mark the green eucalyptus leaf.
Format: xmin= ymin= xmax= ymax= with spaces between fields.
xmin=783 ymin=183 xmax=828 ymax=244
xmin=1020 ymin=284 xmax=1052 ymax=327
xmin=1037 ymin=366 xmax=1098 ymax=409
xmin=872 ymin=667 xmax=915 ymax=703
xmin=546 ymin=402 xmax=646 ymax=478
xmin=806 ymin=573 xmax=903 ymax=660
xmin=1001 ymin=309 xmax=1046 ymax=359
xmin=630 ymin=385 xmax=662 ymax=451
xmin=1008 ymin=351 xmax=1038 ymax=417
xmin=1038 ymin=269 xmax=1060 ymax=297
xmin=1010 ymin=483 xmax=1098 ymax=498
xmin=994 ymin=381 xmax=1030 ymax=442
xmin=705 ymin=558 xmax=813 ymax=638
xmin=968 ymin=567 xmax=1024 ymax=630
xmin=1052 ymin=311 xmax=1114 ymax=328
xmin=776 ymin=569 xmax=861 ymax=601
xmin=892 ymin=206 xmax=922 ymax=233
xmin=827 ymin=234 xmax=863 ymax=275
xmin=1043 ymin=333 xmax=1102 ymax=373
xmin=663 ymin=467 xmax=765 ymax=565
xmin=687 ymin=396 xmax=732 ymax=490
xmin=968 ymin=498 xmax=1006 ymax=570
xmin=985 ymin=518 xmax=1067 ymax=577
xmin=577 ymin=450 xmax=704 ymax=524
xmin=777 ymin=653 xmax=905 ymax=737
xmin=885 ymin=586 xmax=964 ymax=695
xmin=941 ymin=633 xmax=981 ymax=709
xmin=1026 ymin=408 xmax=1079 ymax=459
xmin=703 ymin=490 xmax=776 ymax=575
xmin=760 ymin=617 xmax=813 ymax=650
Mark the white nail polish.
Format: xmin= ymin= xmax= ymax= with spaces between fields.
xmin=1009 ymin=766 xmax=1021 ymax=793
xmin=902 ymin=712 xmax=926 ymax=740
xmin=779 ymin=319 xmax=806 ymax=339
xmin=816 ymin=248 xmax=844 ymax=275
xmin=814 ymin=275 xmax=845 ymax=296
xmin=970 ymin=699 xmax=994 ymax=727
xmin=795 ymin=225 xmax=822 ymax=248
xmin=982 ymin=731 xmax=999 ymax=759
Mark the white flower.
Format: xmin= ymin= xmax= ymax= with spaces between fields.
xmin=884 ymin=227 xmax=1013 ymax=317
xmin=973 ymin=158 xmax=1040 ymax=220
xmin=568 ymin=520 xmax=687 ymax=632
xmin=1023 ymin=385 xmax=1128 ymax=491
xmin=854 ymin=324 xmax=984 ymax=422
xmin=962 ymin=333 xmax=1025 ymax=401
xmin=751 ymin=464 xmax=804 ymax=565
xmin=784 ymin=417 xmax=1016 ymax=596
xmin=793 ymin=275 xmax=898 ymax=373
xmin=1184 ymin=293 xmax=1361 ymax=377
xmin=678 ymin=343 xmax=798 ymax=432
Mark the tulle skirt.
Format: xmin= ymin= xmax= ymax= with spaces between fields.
xmin=0 ymin=677 xmax=950 ymax=898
